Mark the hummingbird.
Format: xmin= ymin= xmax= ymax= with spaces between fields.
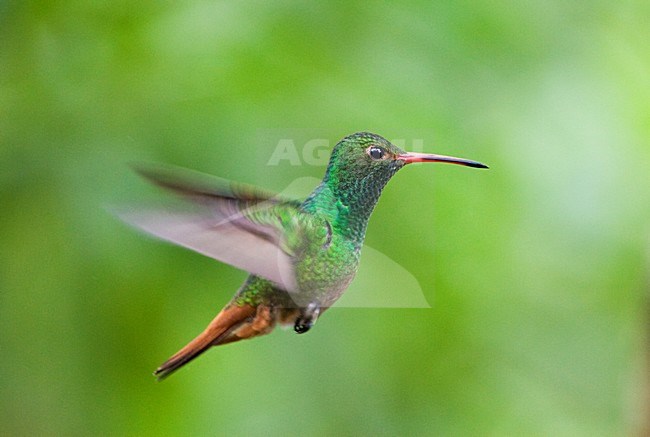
xmin=118 ymin=132 xmax=487 ymax=380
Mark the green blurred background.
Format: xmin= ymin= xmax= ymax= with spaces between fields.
xmin=1 ymin=1 xmax=649 ymax=435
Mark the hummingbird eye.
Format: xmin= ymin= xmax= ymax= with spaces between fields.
xmin=367 ymin=146 xmax=386 ymax=160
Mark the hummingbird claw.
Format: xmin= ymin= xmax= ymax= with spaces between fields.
xmin=294 ymin=320 xmax=312 ymax=334
xmin=294 ymin=303 xmax=321 ymax=334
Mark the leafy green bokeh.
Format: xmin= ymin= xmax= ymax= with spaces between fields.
xmin=1 ymin=1 xmax=649 ymax=435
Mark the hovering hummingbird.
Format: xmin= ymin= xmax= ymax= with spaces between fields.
xmin=119 ymin=132 xmax=487 ymax=380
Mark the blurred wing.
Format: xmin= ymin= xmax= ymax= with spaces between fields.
xmin=131 ymin=162 xmax=282 ymax=205
xmin=117 ymin=163 xmax=306 ymax=292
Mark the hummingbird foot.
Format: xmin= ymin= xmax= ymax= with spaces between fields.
xmin=294 ymin=302 xmax=320 ymax=334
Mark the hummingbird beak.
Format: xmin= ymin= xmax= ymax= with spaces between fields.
xmin=398 ymin=152 xmax=489 ymax=169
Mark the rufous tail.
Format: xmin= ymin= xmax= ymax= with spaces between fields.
xmin=153 ymin=304 xmax=257 ymax=381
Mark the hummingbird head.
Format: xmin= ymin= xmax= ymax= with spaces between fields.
xmin=302 ymin=131 xmax=487 ymax=241
xmin=326 ymin=132 xmax=405 ymax=182
xmin=323 ymin=132 xmax=487 ymax=207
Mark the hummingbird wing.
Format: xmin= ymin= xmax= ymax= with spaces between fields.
xmin=116 ymin=163 xmax=311 ymax=292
